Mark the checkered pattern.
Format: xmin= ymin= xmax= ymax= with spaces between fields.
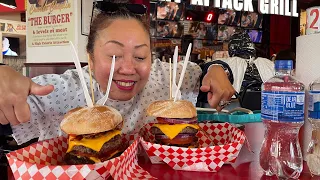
xmin=7 ymin=135 xmax=156 ymax=180
xmin=139 ymin=123 xmax=155 ymax=142
xmin=140 ymin=123 xmax=246 ymax=172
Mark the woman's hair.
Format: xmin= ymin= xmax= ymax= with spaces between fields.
xmin=86 ymin=1 xmax=150 ymax=55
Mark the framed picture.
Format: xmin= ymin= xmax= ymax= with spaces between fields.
xmin=187 ymin=21 xmax=217 ymax=40
xmin=217 ymin=25 xmax=241 ymax=41
xmin=246 ymin=29 xmax=263 ymax=43
xmin=241 ymin=12 xmax=263 ymax=28
xmin=156 ymin=1 xmax=184 ymax=21
xmin=81 ymin=0 xmax=95 ymax=36
xmin=218 ymin=9 xmax=241 ymax=26
xmin=156 ymin=20 xmax=184 ymax=38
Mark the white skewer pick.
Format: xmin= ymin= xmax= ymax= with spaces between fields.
xmin=174 ymin=43 xmax=192 ymax=102
xmin=97 ymin=55 xmax=116 ymax=105
xmin=172 ymin=46 xmax=180 ymax=99
xmin=69 ymin=41 xmax=93 ymax=107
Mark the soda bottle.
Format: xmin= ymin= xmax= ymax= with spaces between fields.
xmin=306 ymin=78 xmax=320 ymax=176
xmin=260 ymin=60 xmax=305 ymax=179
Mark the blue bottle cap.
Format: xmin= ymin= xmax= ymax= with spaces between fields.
xmin=275 ymin=60 xmax=293 ymax=70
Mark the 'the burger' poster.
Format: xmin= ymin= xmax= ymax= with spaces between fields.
xmin=27 ymin=0 xmax=75 ymax=47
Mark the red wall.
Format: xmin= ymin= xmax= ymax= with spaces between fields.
xmin=0 ymin=0 xmax=25 ymax=13
xmin=269 ymin=15 xmax=292 ymax=56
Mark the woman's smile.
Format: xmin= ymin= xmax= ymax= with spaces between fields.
xmin=113 ymin=80 xmax=136 ymax=91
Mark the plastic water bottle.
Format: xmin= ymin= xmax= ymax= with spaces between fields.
xmin=260 ymin=60 xmax=305 ymax=179
xmin=306 ymin=78 xmax=320 ymax=176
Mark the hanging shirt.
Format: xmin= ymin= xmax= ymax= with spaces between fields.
xmin=223 ymin=56 xmax=274 ymax=92
xmin=11 ymin=59 xmax=202 ymax=145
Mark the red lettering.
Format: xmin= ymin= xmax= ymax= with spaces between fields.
xmin=57 ymin=15 xmax=60 ymax=23
xmin=44 ymin=16 xmax=47 ymax=25
xmin=42 ymin=14 xmax=70 ymax=25
xmin=31 ymin=17 xmax=42 ymax=26
xmin=310 ymin=9 xmax=319 ymax=30
xmin=65 ymin=13 xmax=70 ymax=23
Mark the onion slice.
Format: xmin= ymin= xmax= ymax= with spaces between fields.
xmin=156 ymin=117 xmax=197 ymax=124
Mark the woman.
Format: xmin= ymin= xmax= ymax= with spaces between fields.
xmin=0 ymin=2 xmax=235 ymax=145
xmin=156 ymin=2 xmax=180 ymax=20
xmin=196 ymin=23 xmax=206 ymax=39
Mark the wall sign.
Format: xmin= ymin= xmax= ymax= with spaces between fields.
xmin=162 ymin=0 xmax=299 ymax=17
xmin=27 ymin=0 xmax=75 ymax=47
xmin=306 ymin=7 xmax=320 ymax=35
xmin=0 ymin=19 xmax=26 ymax=34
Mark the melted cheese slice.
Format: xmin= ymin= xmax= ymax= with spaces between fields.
xmin=153 ymin=124 xmax=199 ymax=140
xmin=88 ymin=150 xmax=121 ymax=163
xmin=88 ymin=156 xmax=100 ymax=163
xmin=67 ymin=130 xmax=121 ymax=153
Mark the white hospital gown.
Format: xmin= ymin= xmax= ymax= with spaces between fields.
xmin=11 ymin=59 xmax=202 ymax=145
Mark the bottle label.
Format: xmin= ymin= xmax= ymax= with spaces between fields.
xmin=261 ymin=91 xmax=305 ymax=122
xmin=308 ymin=91 xmax=320 ymax=119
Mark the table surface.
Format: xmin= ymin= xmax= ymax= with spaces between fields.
xmin=7 ymin=123 xmax=317 ymax=180
xmin=138 ymin=123 xmax=316 ymax=180
xmin=138 ymin=151 xmax=314 ymax=180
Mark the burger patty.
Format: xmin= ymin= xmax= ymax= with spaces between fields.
xmin=64 ymin=148 xmax=125 ymax=165
xmin=154 ymin=139 xmax=199 ymax=148
xmin=64 ymin=153 xmax=95 ymax=165
xmin=69 ymin=134 xmax=122 ymax=157
xmin=151 ymin=126 xmax=198 ymax=135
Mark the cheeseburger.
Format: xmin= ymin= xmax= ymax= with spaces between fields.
xmin=147 ymin=100 xmax=199 ymax=147
xmin=60 ymin=105 xmax=124 ymax=165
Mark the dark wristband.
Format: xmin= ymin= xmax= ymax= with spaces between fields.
xmin=201 ymin=61 xmax=234 ymax=84
xmin=0 ymin=124 xmax=13 ymax=136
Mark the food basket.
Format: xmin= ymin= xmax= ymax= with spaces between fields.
xmin=140 ymin=123 xmax=246 ymax=172
xmin=6 ymin=135 xmax=156 ymax=180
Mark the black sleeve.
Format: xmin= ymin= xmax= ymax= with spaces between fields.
xmin=200 ymin=60 xmax=234 ymax=84
xmin=196 ymin=60 xmax=234 ymax=106
xmin=0 ymin=63 xmax=5 ymax=66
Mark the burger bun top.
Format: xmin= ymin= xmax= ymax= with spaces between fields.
xmin=146 ymin=100 xmax=196 ymax=118
xmin=60 ymin=105 xmax=123 ymax=135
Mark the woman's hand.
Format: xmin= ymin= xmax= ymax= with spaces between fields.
xmin=200 ymin=65 xmax=235 ymax=111
xmin=0 ymin=66 xmax=54 ymax=125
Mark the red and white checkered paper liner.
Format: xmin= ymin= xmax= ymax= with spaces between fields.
xmin=6 ymin=134 xmax=156 ymax=180
xmin=140 ymin=123 xmax=246 ymax=172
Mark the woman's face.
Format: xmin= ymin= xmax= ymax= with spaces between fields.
xmin=157 ymin=6 xmax=168 ymax=19
xmin=242 ymin=14 xmax=252 ymax=27
xmin=91 ymin=19 xmax=151 ymax=101
xmin=219 ymin=14 xmax=228 ymax=24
